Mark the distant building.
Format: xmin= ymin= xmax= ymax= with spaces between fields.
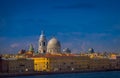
xmin=32 ymin=57 xmax=49 ymax=71
xmin=116 ymin=56 xmax=120 ymax=69
xmin=0 ymin=56 xmax=2 ymax=72
xmin=32 ymin=55 xmax=90 ymax=72
xmin=6 ymin=31 xmax=120 ymax=73
xmin=38 ymin=31 xmax=61 ymax=54
xmin=1 ymin=58 xmax=34 ymax=73
xmin=0 ymin=58 xmax=8 ymax=73
xmin=38 ymin=31 xmax=47 ymax=54
xmin=31 ymin=54 xmax=120 ymax=72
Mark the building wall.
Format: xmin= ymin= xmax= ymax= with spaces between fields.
xmin=0 ymin=59 xmax=8 ymax=73
xmin=89 ymin=59 xmax=110 ymax=70
xmin=48 ymin=56 xmax=90 ymax=72
xmin=1 ymin=55 xmax=120 ymax=73
xmin=32 ymin=56 xmax=90 ymax=72
xmin=0 ymin=58 xmax=2 ymax=72
xmin=6 ymin=58 xmax=34 ymax=73
xmin=32 ymin=56 xmax=120 ymax=72
xmin=116 ymin=56 xmax=120 ymax=69
xmin=0 ymin=57 xmax=2 ymax=72
xmin=32 ymin=57 xmax=50 ymax=71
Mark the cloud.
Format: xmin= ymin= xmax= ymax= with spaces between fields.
xmin=0 ymin=37 xmax=6 ymax=41
xmin=10 ymin=43 xmax=20 ymax=48
xmin=0 ymin=36 xmax=39 ymax=54
xmin=57 ymin=32 xmax=118 ymax=53
xmin=57 ymin=32 xmax=110 ymax=40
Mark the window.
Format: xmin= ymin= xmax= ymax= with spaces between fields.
xmin=63 ymin=62 xmax=66 ymax=65
xmin=43 ymin=50 xmax=46 ymax=53
xmin=43 ymin=42 xmax=45 ymax=46
xmin=19 ymin=64 xmax=25 ymax=66
xmin=46 ymin=65 xmax=49 ymax=69
xmin=71 ymin=62 xmax=74 ymax=64
xmin=46 ymin=62 xmax=48 ymax=65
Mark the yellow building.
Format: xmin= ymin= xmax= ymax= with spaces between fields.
xmin=32 ymin=55 xmax=90 ymax=72
xmin=32 ymin=57 xmax=50 ymax=71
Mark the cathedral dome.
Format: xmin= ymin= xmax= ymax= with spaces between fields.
xmin=47 ymin=37 xmax=61 ymax=49
xmin=47 ymin=37 xmax=61 ymax=53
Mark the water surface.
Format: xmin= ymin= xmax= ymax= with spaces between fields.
xmin=11 ymin=71 xmax=120 ymax=78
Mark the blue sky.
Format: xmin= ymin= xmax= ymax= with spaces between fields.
xmin=0 ymin=0 xmax=120 ymax=54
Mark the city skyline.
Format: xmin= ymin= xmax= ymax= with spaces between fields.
xmin=0 ymin=0 xmax=120 ymax=54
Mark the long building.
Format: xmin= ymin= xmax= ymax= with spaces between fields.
xmin=31 ymin=54 xmax=120 ymax=72
xmin=32 ymin=55 xmax=90 ymax=72
xmin=0 ymin=58 xmax=34 ymax=73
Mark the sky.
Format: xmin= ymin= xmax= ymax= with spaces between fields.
xmin=0 ymin=0 xmax=120 ymax=54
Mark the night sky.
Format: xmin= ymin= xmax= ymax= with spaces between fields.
xmin=0 ymin=0 xmax=120 ymax=54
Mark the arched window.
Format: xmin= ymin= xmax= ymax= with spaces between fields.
xmin=43 ymin=50 xmax=46 ymax=54
xmin=43 ymin=42 xmax=45 ymax=46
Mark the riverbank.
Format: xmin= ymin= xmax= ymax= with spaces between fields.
xmin=0 ymin=69 xmax=120 ymax=77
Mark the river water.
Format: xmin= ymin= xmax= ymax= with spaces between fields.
xmin=10 ymin=71 xmax=120 ymax=78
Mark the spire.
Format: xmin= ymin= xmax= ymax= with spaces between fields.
xmin=41 ymin=30 xmax=44 ymax=35
xmin=40 ymin=30 xmax=45 ymax=39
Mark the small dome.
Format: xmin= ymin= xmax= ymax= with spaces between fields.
xmin=63 ymin=48 xmax=71 ymax=53
xmin=47 ymin=37 xmax=61 ymax=53
xmin=88 ymin=48 xmax=94 ymax=53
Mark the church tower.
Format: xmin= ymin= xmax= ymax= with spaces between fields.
xmin=38 ymin=31 xmax=47 ymax=54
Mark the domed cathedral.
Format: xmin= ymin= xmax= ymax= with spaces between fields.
xmin=38 ymin=31 xmax=61 ymax=54
xmin=47 ymin=37 xmax=61 ymax=54
xmin=38 ymin=31 xmax=47 ymax=54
